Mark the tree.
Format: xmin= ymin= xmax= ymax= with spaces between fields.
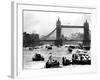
xmin=23 ymin=32 xmax=39 ymax=47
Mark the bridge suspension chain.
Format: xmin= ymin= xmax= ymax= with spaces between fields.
xmin=41 ymin=28 xmax=56 ymax=40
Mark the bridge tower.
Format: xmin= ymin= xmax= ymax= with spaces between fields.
xmin=83 ymin=20 xmax=90 ymax=47
xmin=56 ymin=17 xmax=61 ymax=40
xmin=55 ymin=17 xmax=62 ymax=46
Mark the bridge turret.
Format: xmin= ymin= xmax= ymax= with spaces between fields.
xmin=56 ymin=17 xmax=61 ymax=27
xmin=84 ymin=20 xmax=89 ymax=31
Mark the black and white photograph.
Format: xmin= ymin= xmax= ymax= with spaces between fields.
xmin=0 ymin=0 xmax=99 ymax=79
xmin=23 ymin=10 xmax=91 ymax=69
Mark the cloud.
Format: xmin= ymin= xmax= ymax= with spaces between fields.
xmin=24 ymin=11 xmax=39 ymax=32
xmin=23 ymin=11 xmax=91 ymax=37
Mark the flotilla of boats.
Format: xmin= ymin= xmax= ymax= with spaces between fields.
xmin=25 ymin=44 xmax=91 ymax=68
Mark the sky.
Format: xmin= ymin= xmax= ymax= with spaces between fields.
xmin=23 ymin=10 xmax=92 ymax=37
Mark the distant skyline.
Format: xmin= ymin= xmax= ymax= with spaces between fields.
xmin=23 ymin=11 xmax=92 ymax=37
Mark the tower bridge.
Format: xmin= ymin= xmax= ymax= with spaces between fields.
xmin=40 ymin=18 xmax=90 ymax=46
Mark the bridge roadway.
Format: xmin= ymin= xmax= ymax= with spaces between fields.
xmin=39 ymin=40 xmax=84 ymax=42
